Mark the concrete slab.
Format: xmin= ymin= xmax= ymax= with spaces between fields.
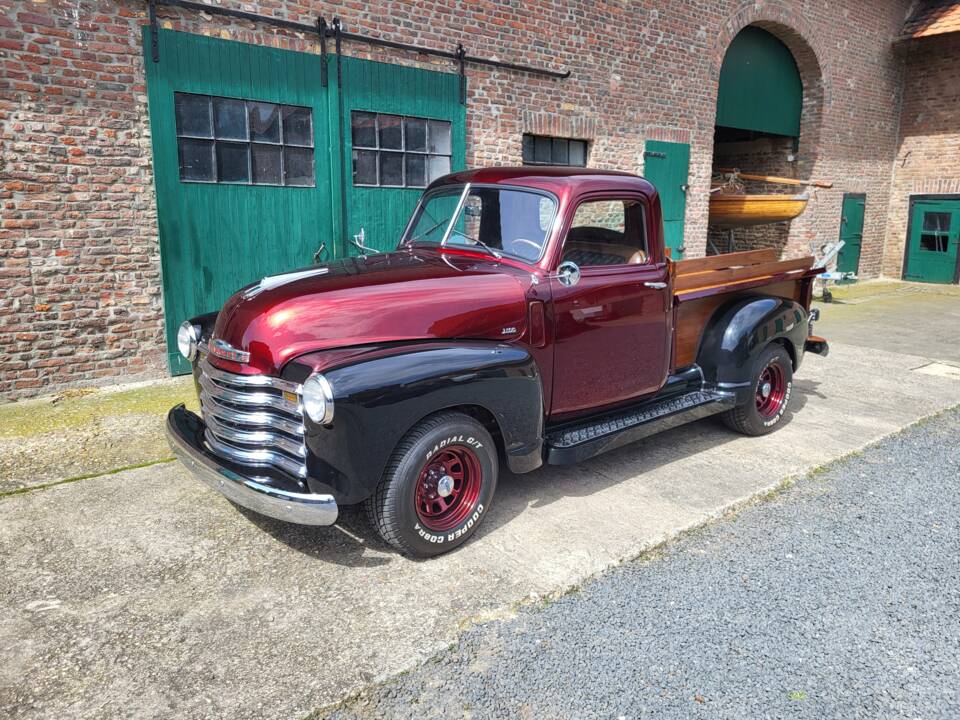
xmin=3 ymin=304 xmax=960 ymax=719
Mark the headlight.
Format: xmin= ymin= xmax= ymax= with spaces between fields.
xmin=302 ymin=373 xmax=335 ymax=425
xmin=177 ymin=321 xmax=200 ymax=361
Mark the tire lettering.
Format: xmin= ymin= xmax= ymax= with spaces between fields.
xmin=426 ymin=435 xmax=484 ymax=462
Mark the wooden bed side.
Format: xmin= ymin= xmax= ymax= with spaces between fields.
xmin=673 ymin=248 xmax=778 ymax=276
xmin=672 ymin=278 xmax=805 ymax=369
xmin=675 ymin=256 xmax=813 ymax=293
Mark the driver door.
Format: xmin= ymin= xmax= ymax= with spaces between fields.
xmin=549 ymin=195 xmax=672 ymax=418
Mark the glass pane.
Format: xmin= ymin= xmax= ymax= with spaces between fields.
xmin=571 ymin=199 xmax=625 ymax=234
xmin=252 ymin=144 xmax=282 ymax=185
xmin=178 ymin=138 xmax=214 ymax=181
xmin=282 ymin=106 xmax=313 ymax=147
xmin=379 ymin=114 xmax=403 ymax=150
xmin=405 ymin=118 xmax=427 ymax=152
xmin=352 ymin=111 xmax=377 ymax=148
xmin=175 ymin=93 xmax=212 ymax=138
xmin=428 ymin=121 xmax=452 ymax=155
xmin=445 ymin=188 xmax=556 ymax=263
xmin=922 ymin=211 xmax=950 ymax=232
xmin=402 ymin=187 xmax=464 ymax=244
xmin=216 ymin=142 xmax=250 ymax=183
xmin=248 ymin=102 xmax=280 ymax=143
xmin=552 ymin=138 xmax=569 ymax=165
xmin=427 ymin=155 xmax=451 ymax=183
xmin=379 ymin=151 xmax=404 ymax=186
xmin=352 ymin=149 xmax=378 ymax=185
xmin=534 ymin=136 xmax=551 ymax=163
xmin=405 ymin=154 xmax=426 ymax=187
xmin=920 ymin=234 xmax=948 ymax=253
xmin=569 ymin=140 xmax=587 ymax=166
xmin=522 ymin=135 xmax=535 ymax=163
xmin=283 ymin=147 xmax=314 ymax=186
xmin=213 ymin=97 xmax=247 ymax=140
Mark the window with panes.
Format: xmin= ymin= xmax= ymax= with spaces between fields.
xmin=351 ymin=111 xmax=452 ymax=187
xmin=174 ymin=92 xmax=315 ymax=186
xmin=522 ymin=134 xmax=588 ymax=166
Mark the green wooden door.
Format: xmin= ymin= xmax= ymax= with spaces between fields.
xmin=336 ymin=56 xmax=466 ymax=255
xmin=837 ymin=193 xmax=865 ymax=279
xmin=144 ymin=28 xmax=335 ymax=373
xmin=905 ymin=199 xmax=960 ymax=284
xmin=643 ymin=140 xmax=690 ymax=258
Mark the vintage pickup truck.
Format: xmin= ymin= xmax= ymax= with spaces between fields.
xmin=167 ymin=167 xmax=828 ymax=557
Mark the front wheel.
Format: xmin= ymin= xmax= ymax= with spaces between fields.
xmin=721 ymin=344 xmax=793 ymax=436
xmin=365 ymin=411 xmax=498 ymax=557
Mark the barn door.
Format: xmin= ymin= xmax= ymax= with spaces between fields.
xmin=904 ymin=199 xmax=960 ymax=284
xmin=837 ymin=193 xmax=865 ymax=279
xmin=144 ymin=28 xmax=335 ymax=374
xmin=336 ymin=56 xmax=466 ymax=255
xmin=643 ymin=140 xmax=690 ymax=259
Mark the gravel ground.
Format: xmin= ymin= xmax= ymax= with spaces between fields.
xmin=324 ymin=407 xmax=960 ymax=720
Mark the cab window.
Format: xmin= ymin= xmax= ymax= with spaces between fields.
xmin=562 ymin=199 xmax=647 ymax=267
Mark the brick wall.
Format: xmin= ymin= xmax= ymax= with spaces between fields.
xmin=882 ymin=34 xmax=960 ymax=278
xmin=0 ymin=0 xmax=916 ymax=399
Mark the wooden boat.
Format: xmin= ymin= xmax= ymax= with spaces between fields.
xmin=709 ymin=192 xmax=809 ymax=228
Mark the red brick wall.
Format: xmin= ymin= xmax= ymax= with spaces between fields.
xmin=0 ymin=0 xmax=914 ymax=399
xmin=883 ymin=34 xmax=960 ymax=278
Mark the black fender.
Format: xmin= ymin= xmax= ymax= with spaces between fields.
xmin=696 ymin=295 xmax=808 ymax=403
xmin=286 ymin=342 xmax=544 ymax=505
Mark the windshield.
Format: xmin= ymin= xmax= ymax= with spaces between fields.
xmin=402 ymin=185 xmax=557 ymax=263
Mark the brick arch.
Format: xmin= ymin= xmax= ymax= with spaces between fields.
xmin=710 ymin=2 xmax=829 ymax=170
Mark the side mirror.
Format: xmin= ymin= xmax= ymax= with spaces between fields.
xmin=557 ymin=260 xmax=581 ymax=287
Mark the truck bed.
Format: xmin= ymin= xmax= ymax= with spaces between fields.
xmin=672 ymin=249 xmax=817 ymax=368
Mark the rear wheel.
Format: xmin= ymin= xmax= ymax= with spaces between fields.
xmin=721 ymin=344 xmax=793 ymax=436
xmin=365 ymin=411 xmax=498 ymax=557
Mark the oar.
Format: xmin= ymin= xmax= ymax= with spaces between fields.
xmin=715 ymin=168 xmax=833 ymax=188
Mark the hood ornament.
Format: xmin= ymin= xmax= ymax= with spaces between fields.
xmin=209 ymin=338 xmax=250 ymax=364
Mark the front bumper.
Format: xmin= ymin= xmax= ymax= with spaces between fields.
xmin=166 ymin=404 xmax=338 ymax=526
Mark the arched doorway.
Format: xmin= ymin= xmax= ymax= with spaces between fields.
xmin=709 ymin=25 xmax=811 ymax=255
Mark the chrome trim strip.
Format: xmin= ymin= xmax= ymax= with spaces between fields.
xmin=198 ymin=374 xmax=301 ymax=416
xmin=204 ymin=414 xmax=306 ymax=459
xmin=199 ymin=391 xmax=304 ymax=436
xmin=167 ymin=406 xmax=336 ymax=526
xmin=204 ymin=429 xmax=307 ymax=478
xmin=200 ymin=357 xmax=301 ymax=394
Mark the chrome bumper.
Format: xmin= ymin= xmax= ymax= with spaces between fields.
xmin=166 ymin=404 xmax=338 ymax=526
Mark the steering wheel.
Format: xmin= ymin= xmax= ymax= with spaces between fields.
xmin=510 ymin=238 xmax=543 ymax=257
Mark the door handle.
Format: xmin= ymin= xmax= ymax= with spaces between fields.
xmin=312 ymin=242 xmax=326 ymax=264
xmin=644 ymin=281 xmax=668 ymax=289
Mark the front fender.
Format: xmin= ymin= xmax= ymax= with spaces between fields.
xmin=697 ymin=295 xmax=808 ymax=398
xmin=287 ymin=343 xmax=544 ymax=505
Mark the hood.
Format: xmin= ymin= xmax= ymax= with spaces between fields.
xmin=209 ymin=250 xmax=530 ymax=375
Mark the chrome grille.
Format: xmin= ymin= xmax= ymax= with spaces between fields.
xmin=197 ymin=356 xmax=307 ymax=478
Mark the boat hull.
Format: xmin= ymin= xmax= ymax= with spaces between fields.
xmin=709 ymin=193 xmax=809 ymax=228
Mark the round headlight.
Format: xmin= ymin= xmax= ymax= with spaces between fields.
xmin=302 ymin=373 xmax=335 ymax=425
xmin=177 ymin=321 xmax=200 ymax=361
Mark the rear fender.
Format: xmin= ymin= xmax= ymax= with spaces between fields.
xmin=287 ymin=342 xmax=544 ymax=505
xmin=696 ymin=296 xmax=808 ymax=403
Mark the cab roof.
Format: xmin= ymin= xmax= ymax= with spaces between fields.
xmin=431 ymin=166 xmax=656 ymax=199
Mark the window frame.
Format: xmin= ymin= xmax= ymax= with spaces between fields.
xmin=173 ymin=92 xmax=315 ymax=187
xmin=522 ymin=134 xmax=589 ymax=167
xmin=351 ymin=111 xmax=453 ymax=188
xmin=559 ymin=194 xmax=652 ymax=271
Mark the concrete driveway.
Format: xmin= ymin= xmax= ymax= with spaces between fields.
xmin=2 ymin=283 xmax=960 ymax=720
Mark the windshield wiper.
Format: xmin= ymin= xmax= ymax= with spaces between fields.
xmin=469 ymin=236 xmax=502 ymax=260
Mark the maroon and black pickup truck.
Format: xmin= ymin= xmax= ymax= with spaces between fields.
xmin=167 ymin=167 xmax=828 ymax=557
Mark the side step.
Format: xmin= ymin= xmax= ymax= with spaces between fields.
xmin=545 ymin=390 xmax=736 ymax=465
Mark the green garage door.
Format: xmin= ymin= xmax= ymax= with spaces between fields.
xmin=837 ymin=193 xmax=865 ymax=279
xmin=144 ymin=29 xmax=465 ymax=373
xmin=643 ymin=140 xmax=689 ymax=259
xmin=904 ymin=198 xmax=960 ymax=284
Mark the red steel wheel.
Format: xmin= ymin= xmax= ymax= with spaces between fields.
xmin=755 ymin=360 xmax=788 ymax=419
xmin=415 ymin=445 xmax=483 ymax=532
xmin=365 ymin=411 xmax=498 ymax=558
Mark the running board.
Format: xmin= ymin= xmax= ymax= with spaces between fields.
xmin=545 ymin=390 xmax=737 ymax=465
